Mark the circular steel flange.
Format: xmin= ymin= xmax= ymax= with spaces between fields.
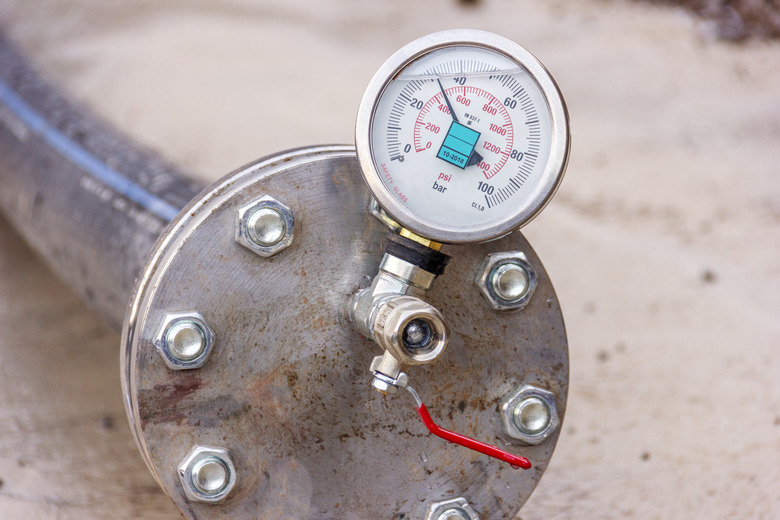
xmin=121 ymin=146 xmax=568 ymax=519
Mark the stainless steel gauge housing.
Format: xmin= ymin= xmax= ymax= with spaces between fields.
xmin=356 ymin=29 xmax=570 ymax=244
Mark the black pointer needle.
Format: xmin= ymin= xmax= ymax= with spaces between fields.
xmin=437 ymin=79 xmax=459 ymax=124
xmin=437 ymin=79 xmax=483 ymax=167
xmin=467 ymin=149 xmax=484 ymax=167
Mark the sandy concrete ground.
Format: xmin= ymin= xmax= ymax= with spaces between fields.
xmin=0 ymin=0 xmax=778 ymax=518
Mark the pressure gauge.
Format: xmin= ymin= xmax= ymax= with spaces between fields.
xmin=356 ymin=30 xmax=570 ymax=244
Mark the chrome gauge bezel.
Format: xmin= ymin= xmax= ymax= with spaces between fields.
xmin=355 ymin=29 xmax=570 ymax=244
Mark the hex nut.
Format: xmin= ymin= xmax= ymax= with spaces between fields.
xmin=154 ymin=311 xmax=215 ymax=370
xmin=371 ymin=376 xmax=398 ymax=395
xmin=178 ymin=445 xmax=237 ymax=503
xmin=426 ymin=497 xmax=480 ymax=520
xmin=475 ymin=251 xmax=537 ymax=311
xmin=499 ymin=384 xmax=559 ymax=445
xmin=235 ymin=195 xmax=295 ymax=257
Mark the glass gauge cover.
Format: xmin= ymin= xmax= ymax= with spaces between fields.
xmin=356 ymin=29 xmax=570 ymax=244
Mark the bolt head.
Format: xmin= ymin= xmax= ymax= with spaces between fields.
xmin=155 ymin=312 xmax=215 ymax=370
xmin=178 ymin=445 xmax=237 ymax=503
xmin=191 ymin=456 xmax=230 ymax=494
xmin=426 ymin=497 xmax=480 ymax=520
xmin=513 ymin=396 xmax=551 ymax=435
xmin=235 ymin=195 xmax=295 ymax=257
xmin=491 ymin=263 xmax=530 ymax=301
xmin=500 ymin=385 xmax=559 ymax=444
xmin=166 ymin=321 xmax=207 ymax=361
xmin=247 ymin=207 xmax=286 ymax=246
xmin=475 ymin=252 xmax=537 ymax=311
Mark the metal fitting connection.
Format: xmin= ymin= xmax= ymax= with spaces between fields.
xmin=500 ymin=384 xmax=559 ymax=444
xmin=368 ymin=197 xmax=402 ymax=233
xmin=475 ymin=251 xmax=537 ymax=311
xmin=155 ymin=311 xmax=215 ymax=370
xmin=350 ymin=252 xmax=443 ymax=342
xmin=178 ymin=445 xmax=237 ymax=503
xmin=372 ymin=295 xmax=448 ymax=366
xmin=426 ymin=497 xmax=480 ymax=520
xmin=235 ymin=195 xmax=295 ymax=257
xmin=351 ymin=250 xmax=449 ymax=392
xmin=380 ymin=253 xmax=437 ymax=291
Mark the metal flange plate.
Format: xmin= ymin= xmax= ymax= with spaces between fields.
xmin=121 ymin=146 xmax=568 ymax=519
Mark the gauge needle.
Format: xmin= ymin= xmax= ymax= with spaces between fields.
xmin=467 ymin=150 xmax=483 ymax=167
xmin=437 ymin=79 xmax=484 ymax=167
xmin=437 ymin=79 xmax=459 ymax=124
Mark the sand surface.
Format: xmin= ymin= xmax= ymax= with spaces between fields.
xmin=0 ymin=0 xmax=778 ymax=518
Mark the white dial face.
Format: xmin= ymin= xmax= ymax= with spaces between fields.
xmin=369 ymin=45 xmax=553 ymax=236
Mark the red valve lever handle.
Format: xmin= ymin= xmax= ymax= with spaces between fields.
xmin=415 ymin=402 xmax=532 ymax=470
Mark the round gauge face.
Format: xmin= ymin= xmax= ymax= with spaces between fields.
xmin=356 ymin=30 xmax=569 ymax=243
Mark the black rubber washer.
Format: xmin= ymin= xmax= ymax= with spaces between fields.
xmin=383 ymin=232 xmax=451 ymax=276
